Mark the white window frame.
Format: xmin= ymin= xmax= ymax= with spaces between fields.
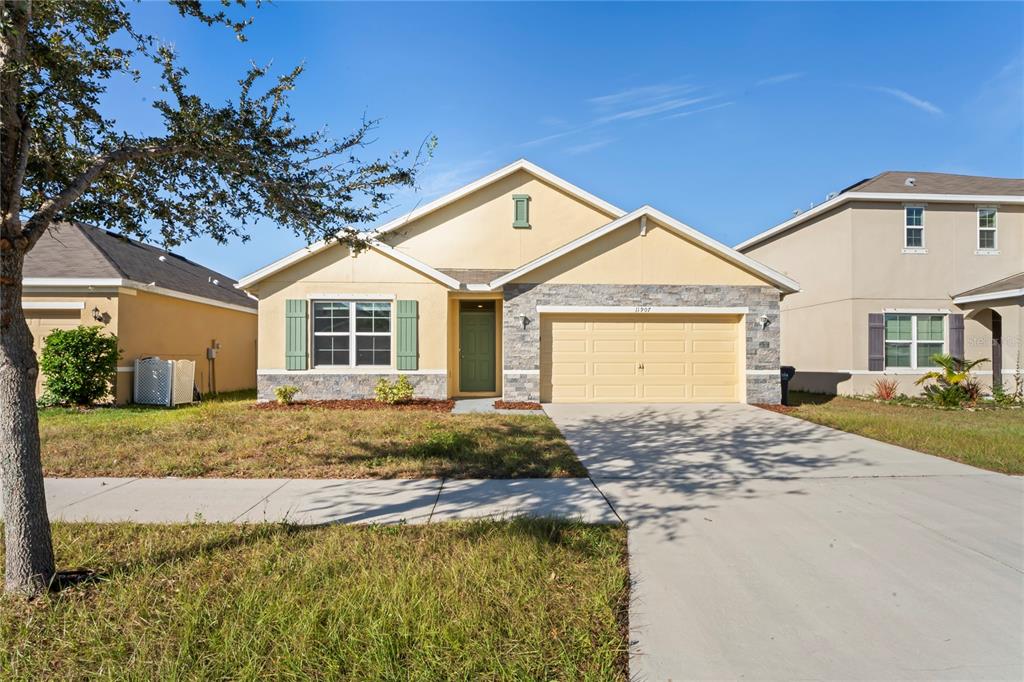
xmin=311 ymin=299 xmax=393 ymax=368
xmin=902 ymin=205 xmax=927 ymax=253
xmin=883 ymin=312 xmax=946 ymax=370
xmin=976 ymin=206 xmax=999 ymax=254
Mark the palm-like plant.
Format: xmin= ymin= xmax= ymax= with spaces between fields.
xmin=916 ymin=353 xmax=987 ymax=406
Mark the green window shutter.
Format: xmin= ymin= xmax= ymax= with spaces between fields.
xmin=512 ymin=194 xmax=530 ymax=228
xmin=285 ymin=299 xmax=308 ymax=370
xmin=396 ymin=300 xmax=419 ymax=370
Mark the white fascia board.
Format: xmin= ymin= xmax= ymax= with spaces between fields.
xmin=235 ymin=159 xmax=626 ymax=290
xmin=536 ymin=305 xmax=749 ymax=315
xmin=21 ymin=301 xmax=86 ymax=310
xmin=953 ymin=288 xmax=1024 ymax=305
xmin=123 ymin=281 xmax=258 ymax=315
xmin=22 ymin=277 xmax=125 ymax=289
xmin=735 ymin=191 xmax=1024 ymax=252
xmin=491 ymin=206 xmax=800 ymax=293
xmin=464 ymin=283 xmax=492 ymax=292
xmin=367 ymin=240 xmax=460 ymax=289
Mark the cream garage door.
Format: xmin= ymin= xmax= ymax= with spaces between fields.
xmin=540 ymin=313 xmax=742 ymax=403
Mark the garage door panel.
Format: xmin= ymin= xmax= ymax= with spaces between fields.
xmin=593 ymin=362 xmax=639 ymax=376
xmin=593 ymin=338 xmax=637 ymax=353
xmin=542 ymin=313 xmax=742 ymax=403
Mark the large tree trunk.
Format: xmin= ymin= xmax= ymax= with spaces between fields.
xmin=0 ymin=245 xmax=55 ymax=596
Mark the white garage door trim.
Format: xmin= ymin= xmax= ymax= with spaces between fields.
xmin=537 ymin=305 xmax=749 ymax=315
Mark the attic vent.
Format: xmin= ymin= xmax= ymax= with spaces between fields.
xmin=905 ymin=177 xmax=916 ymax=187
xmin=512 ymin=194 xmax=531 ymax=229
xmin=826 ymin=191 xmax=838 ymax=200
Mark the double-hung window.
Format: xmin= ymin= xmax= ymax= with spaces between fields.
xmin=904 ymin=206 xmax=925 ymax=250
xmin=977 ymin=208 xmax=997 ymax=251
xmin=884 ymin=313 xmax=944 ymax=369
xmin=312 ymin=300 xmax=391 ymax=367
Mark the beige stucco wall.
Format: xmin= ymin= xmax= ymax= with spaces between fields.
xmin=384 ymin=169 xmax=618 ymax=269
xmin=251 ymin=244 xmax=450 ymax=371
xmin=117 ymin=289 xmax=257 ymax=397
xmin=745 ymin=200 xmax=1022 ymax=395
xmin=22 ymin=291 xmax=121 ymax=399
xmin=514 ymin=220 xmax=771 ymax=286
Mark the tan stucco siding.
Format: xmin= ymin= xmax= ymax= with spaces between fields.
xmin=117 ymin=289 xmax=257 ymax=396
xmin=850 ymin=202 xmax=1024 ymax=299
xmin=384 ymin=170 xmax=618 ymax=270
xmin=22 ymin=291 xmax=121 ymax=399
xmin=514 ymin=220 xmax=772 ymax=286
xmin=743 ymin=205 xmax=853 ymax=309
xmin=253 ymin=244 xmax=450 ymax=371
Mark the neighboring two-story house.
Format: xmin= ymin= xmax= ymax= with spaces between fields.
xmin=737 ymin=171 xmax=1023 ymax=395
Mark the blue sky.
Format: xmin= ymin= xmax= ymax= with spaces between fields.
xmin=114 ymin=1 xmax=1023 ymax=279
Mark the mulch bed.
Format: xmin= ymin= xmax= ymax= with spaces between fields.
xmin=252 ymin=398 xmax=454 ymax=412
xmin=753 ymin=403 xmax=795 ymax=414
xmin=493 ymin=401 xmax=544 ymax=411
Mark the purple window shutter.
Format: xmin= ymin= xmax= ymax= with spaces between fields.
xmin=949 ymin=314 xmax=965 ymax=360
xmin=868 ymin=313 xmax=885 ymax=371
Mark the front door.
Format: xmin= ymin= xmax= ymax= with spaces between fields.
xmin=459 ymin=301 xmax=496 ymax=392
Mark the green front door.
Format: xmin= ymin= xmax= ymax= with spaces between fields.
xmin=459 ymin=302 xmax=496 ymax=392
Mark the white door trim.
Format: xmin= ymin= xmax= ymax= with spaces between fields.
xmin=536 ymin=305 xmax=748 ymax=315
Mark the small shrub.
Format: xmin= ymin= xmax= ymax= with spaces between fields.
xmin=38 ymin=326 xmax=120 ymax=406
xmin=872 ymin=377 xmax=900 ymax=401
xmin=374 ymin=375 xmax=414 ymax=404
xmin=274 ymin=385 xmax=300 ymax=405
xmin=916 ymin=353 xmax=986 ymax=408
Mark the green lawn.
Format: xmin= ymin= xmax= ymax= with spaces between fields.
xmin=0 ymin=520 xmax=628 ymax=680
xmin=38 ymin=395 xmax=586 ymax=479
xmin=780 ymin=392 xmax=1024 ymax=475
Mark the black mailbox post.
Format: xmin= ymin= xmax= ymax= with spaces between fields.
xmin=780 ymin=366 xmax=797 ymax=406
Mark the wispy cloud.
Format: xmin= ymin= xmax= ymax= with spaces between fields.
xmin=870 ymin=86 xmax=943 ymax=115
xmin=587 ymin=83 xmax=696 ymax=109
xmin=564 ymin=139 xmax=615 ymax=155
xmin=521 ymin=82 xmax=724 ymax=148
xmin=595 ymin=95 xmax=717 ymax=124
xmin=661 ymin=101 xmax=735 ymax=120
xmin=756 ymin=72 xmax=804 ymax=87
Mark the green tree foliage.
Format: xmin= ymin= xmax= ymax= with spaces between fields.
xmin=38 ymin=326 xmax=121 ymax=406
xmin=0 ymin=0 xmax=432 ymax=595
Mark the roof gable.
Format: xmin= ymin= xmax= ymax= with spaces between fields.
xmin=489 ymin=206 xmax=799 ymax=293
xmin=237 ymin=159 xmax=625 ymax=289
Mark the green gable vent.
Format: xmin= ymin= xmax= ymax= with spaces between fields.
xmin=512 ymin=194 xmax=531 ymax=229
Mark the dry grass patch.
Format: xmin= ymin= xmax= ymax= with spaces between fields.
xmin=39 ymin=395 xmax=585 ymax=479
xmin=777 ymin=392 xmax=1024 ymax=475
xmin=1 ymin=520 xmax=628 ymax=680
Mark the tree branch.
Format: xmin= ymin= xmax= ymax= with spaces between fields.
xmin=18 ymin=142 xmax=188 ymax=251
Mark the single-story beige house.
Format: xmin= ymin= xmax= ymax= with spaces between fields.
xmin=23 ymin=222 xmax=258 ymax=402
xmin=737 ymin=171 xmax=1023 ymax=395
xmin=238 ymin=159 xmax=799 ymax=404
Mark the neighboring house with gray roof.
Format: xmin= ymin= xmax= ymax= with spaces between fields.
xmin=737 ymin=171 xmax=1023 ymax=396
xmin=23 ymin=222 xmax=257 ymax=403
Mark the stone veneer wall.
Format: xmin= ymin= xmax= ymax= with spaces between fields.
xmin=257 ymin=372 xmax=446 ymax=401
xmin=501 ymin=283 xmax=782 ymax=404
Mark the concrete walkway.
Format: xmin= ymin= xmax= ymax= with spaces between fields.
xmin=44 ymin=476 xmax=618 ymax=525
xmin=545 ymin=403 xmax=1024 ymax=681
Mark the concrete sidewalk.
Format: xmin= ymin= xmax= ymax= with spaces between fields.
xmin=43 ymin=476 xmax=618 ymax=525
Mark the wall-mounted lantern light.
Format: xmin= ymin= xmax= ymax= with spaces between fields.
xmin=519 ymin=315 xmax=530 ymax=330
xmin=758 ymin=314 xmax=771 ymax=330
xmin=91 ymin=306 xmax=104 ymax=322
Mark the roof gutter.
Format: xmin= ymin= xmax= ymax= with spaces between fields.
xmin=953 ymin=288 xmax=1024 ymax=305
xmin=22 ymin=277 xmax=258 ymax=315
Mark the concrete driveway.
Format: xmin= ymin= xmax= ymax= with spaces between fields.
xmin=545 ymin=403 xmax=1024 ymax=681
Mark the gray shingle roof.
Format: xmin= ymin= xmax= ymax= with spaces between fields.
xmin=844 ymin=171 xmax=1024 ymax=196
xmin=25 ymin=223 xmax=256 ymax=309
xmin=955 ymin=272 xmax=1024 ymax=299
